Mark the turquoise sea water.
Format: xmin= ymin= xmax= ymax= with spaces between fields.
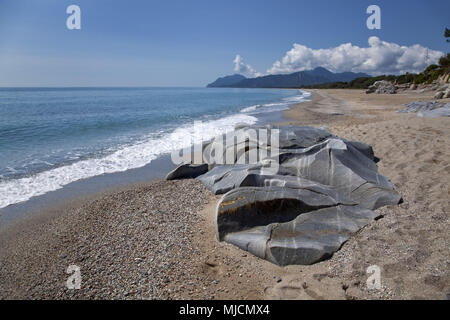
xmin=0 ymin=87 xmax=310 ymax=208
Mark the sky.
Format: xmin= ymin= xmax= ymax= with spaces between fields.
xmin=0 ymin=0 xmax=448 ymax=87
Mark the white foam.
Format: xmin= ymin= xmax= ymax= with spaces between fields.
xmin=240 ymin=104 xmax=259 ymax=113
xmin=0 ymin=113 xmax=257 ymax=209
xmin=282 ymin=91 xmax=311 ymax=102
xmin=240 ymin=90 xmax=311 ymax=115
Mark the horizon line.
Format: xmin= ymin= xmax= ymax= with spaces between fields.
xmin=0 ymin=85 xmax=208 ymax=89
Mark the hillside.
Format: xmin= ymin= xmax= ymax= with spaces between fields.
xmin=207 ymin=67 xmax=369 ymax=88
xmin=207 ymin=74 xmax=247 ymax=88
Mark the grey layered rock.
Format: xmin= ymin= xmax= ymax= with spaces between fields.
xmin=277 ymin=139 xmax=398 ymax=210
xmin=220 ymin=193 xmax=379 ymax=265
xmin=171 ymin=124 xmax=401 ymax=265
xmin=366 ymin=80 xmax=397 ymax=94
xmin=198 ymin=133 xmax=398 ymax=209
xmin=418 ymin=104 xmax=450 ymax=117
xmin=196 ymin=164 xmax=258 ymax=194
xmin=398 ymin=101 xmax=443 ymax=113
xmin=398 ymin=101 xmax=450 ymax=117
xmin=276 ymin=125 xmax=332 ymax=149
xmin=434 ymin=91 xmax=444 ymax=100
xmin=166 ymin=163 xmax=209 ymax=180
xmin=215 ymin=186 xmax=349 ymax=241
xmin=444 ymin=89 xmax=450 ymax=99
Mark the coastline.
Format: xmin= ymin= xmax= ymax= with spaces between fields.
xmin=0 ymin=89 xmax=302 ymax=299
xmin=1 ymin=89 xmax=449 ymax=300
xmin=0 ymin=87 xmax=306 ymax=220
xmin=0 ymin=154 xmax=177 ymax=228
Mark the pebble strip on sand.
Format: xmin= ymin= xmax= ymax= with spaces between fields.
xmin=0 ymin=180 xmax=211 ymax=299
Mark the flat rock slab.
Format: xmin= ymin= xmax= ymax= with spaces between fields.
xmin=166 ymin=163 xmax=208 ymax=180
xmin=398 ymin=101 xmax=450 ymax=117
xmin=418 ymin=105 xmax=450 ymax=117
xmin=223 ymin=200 xmax=379 ymax=266
xmin=215 ymin=186 xmax=355 ymax=241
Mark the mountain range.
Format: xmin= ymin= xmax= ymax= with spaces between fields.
xmin=207 ymin=67 xmax=370 ymax=88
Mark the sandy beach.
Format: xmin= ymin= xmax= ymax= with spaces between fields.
xmin=1 ymin=89 xmax=449 ymax=300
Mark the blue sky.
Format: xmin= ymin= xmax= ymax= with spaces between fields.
xmin=0 ymin=0 xmax=448 ymax=86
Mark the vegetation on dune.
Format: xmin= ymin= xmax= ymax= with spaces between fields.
xmin=302 ymin=54 xmax=449 ymax=89
xmin=302 ymin=28 xmax=450 ymax=90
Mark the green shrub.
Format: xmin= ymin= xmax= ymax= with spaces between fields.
xmin=424 ymin=64 xmax=439 ymax=73
xmin=439 ymin=54 xmax=450 ymax=67
xmin=396 ymin=73 xmax=417 ymax=84
xmin=301 ymin=55 xmax=450 ymax=89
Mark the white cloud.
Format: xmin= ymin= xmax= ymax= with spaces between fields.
xmin=266 ymin=37 xmax=443 ymax=76
xmin=233 ymin=54 xmax=262 ymax=77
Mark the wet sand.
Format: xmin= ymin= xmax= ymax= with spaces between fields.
xmin=1 ymin=89 xmax=449 ymax=300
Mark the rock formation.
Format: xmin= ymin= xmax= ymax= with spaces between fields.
xmin=166 ymin=163 xmax=209 ymax=180
xmin=433 ymin=84 xmax=450 ymax=99
xmin=398 ymin=101 xmax=450 ymax=117
xmin=167 ymin=125 xmax=401 ymax=265
xmin=366 ymin=80 xmax=397 ymax=94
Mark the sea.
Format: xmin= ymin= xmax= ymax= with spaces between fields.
xmin=0 ymin=87 xmax=311 ymax=210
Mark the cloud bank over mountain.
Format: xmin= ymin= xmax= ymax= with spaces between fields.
xmin=233 ymin=55 xmax=262 ymax=78
xmin=236 ymin=37 xmax=443 ymax=77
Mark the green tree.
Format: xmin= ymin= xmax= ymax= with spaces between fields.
xmin=446 ymin=27 xmax=450 ymax=42
xmin=439 ymin=54 xmax=450 ymax=67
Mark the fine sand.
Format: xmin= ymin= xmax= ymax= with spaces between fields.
xmin=0 ymin=89 xmax=449 ymax=299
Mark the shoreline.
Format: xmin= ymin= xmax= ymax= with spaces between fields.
xmin=0 ymin=90 xmax=307 ymax=300
xmin=0 ymin=154 xmax=177 ymax=229
xmin=0 ymin=88 xmax=304 ymax=227
xmin=1 ymin=89 xmax=449 ymax=299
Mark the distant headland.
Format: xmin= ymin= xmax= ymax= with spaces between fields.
xmin=206 ymin=67 xmax=369 ymax=88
